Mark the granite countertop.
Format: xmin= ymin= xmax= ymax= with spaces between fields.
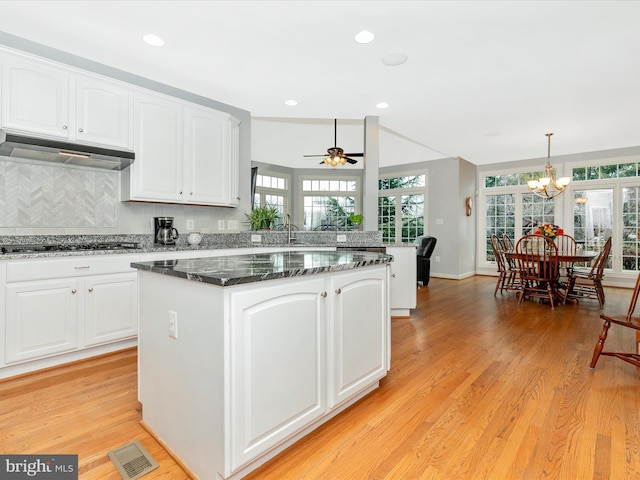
xmin=0 ymin=232 xmax=386 ymax=260
xmin=131 ymin=250 xmax=393 ymax=287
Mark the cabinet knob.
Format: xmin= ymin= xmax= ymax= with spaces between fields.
xmin=78 ymin=127 xmax=84 ymax=133
xmin=71 ymin=289 xmax=77 ymax=294
xmin=320 ymin=291 xmax=327 ymax=298
xmin=190 ymin=192 xmax=193 ymax=195
xmin=391 ymin=273 xmax=396 ymax=278
xmin=88 ymin=287 xmax=93 ymax=292
xmin=335 ymin=288 xmax=342 ymax=294
xmin=179 ymin=191 xmax=183 ymax=195
xmin=62 ymin=125 xmax=68 ymax=130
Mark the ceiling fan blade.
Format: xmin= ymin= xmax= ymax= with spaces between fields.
xmin=345 ymin=157 xmax=358 ymax=164
xmin=344 ymin=152 xmax=364 ymax=157
xmin=304 ymin=154 xmax=326 ymax=158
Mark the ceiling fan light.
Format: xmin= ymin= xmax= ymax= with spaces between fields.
xmin=324 ymin=157 xmax=330 ymax=164
xmin=339 ymin=157 xmax=346 ymax=165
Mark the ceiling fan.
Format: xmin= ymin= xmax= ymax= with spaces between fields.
xmin=303 ymin=119 xmax=364 ymax=166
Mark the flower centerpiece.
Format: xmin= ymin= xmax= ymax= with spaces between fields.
xmin=534 ymin=223 xmax=563 ymax=240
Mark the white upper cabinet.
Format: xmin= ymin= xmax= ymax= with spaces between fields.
xmin=0 ymin=48 xmax=240 ymax=207
xmin=1 ymin=55 xmax=70 ymax=139
xmin=126 ymin=91 xmax=184 ymax=202
xmin=1 ymin=53 xmax=132 ymax=149
xmin=185 ymin=105 xmax=239 ymax=205
xmin=123 ymin=90 xmax=240 ymax=207
xmin=74 ymin=74 xmax=132 ymax=149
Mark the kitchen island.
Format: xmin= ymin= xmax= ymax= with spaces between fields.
xmin=131 ymin=250 xmax=392 ymax=480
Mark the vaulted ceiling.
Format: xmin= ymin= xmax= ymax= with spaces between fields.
xmin=0 ymin=0 xmax=638 ymax=167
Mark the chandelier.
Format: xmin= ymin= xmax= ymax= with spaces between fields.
xmin=527 ymin=133 xmax=570 ymax=199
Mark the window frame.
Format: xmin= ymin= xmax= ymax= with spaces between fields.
xmin=377 ymin=170 xmax=428 ymax=244
xmin=298 ymin=174 xmax=361 ymax=231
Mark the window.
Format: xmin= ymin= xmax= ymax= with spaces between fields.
xmin=378 ymin=173 xmax=426 ymax=243
xmin=481 ymin=169 xmax=559 ymax=264
xmin=254 ymin=173 xmax=288 ymax=219
xmin=301 ymin=177 xmax=358 ymax=231
xmin=481 ymin=155 xmax=640 ymax=278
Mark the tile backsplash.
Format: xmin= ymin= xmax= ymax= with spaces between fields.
xmin=0 ymin=158 xmax=243 ymax=235
xmin=0 ymin=159 xmax=118 ymax=228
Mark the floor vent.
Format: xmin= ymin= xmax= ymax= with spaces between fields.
xmin=108 ymin=440 xmax=159 ymax=480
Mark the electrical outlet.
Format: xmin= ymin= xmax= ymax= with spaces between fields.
xmin=435 ymin=256 xmax=441 ymax=263
xmin=337 ymin=234 xmax=347 ymax=242
xmin=251 ymin=234 xmax=261 ymax=243
xmin=168 ymin=310 xmax=178 ymax=339
xmin=218 ymin=220 xmax=225 ymax=230
xmin=186 ymin=219 xmax=194 ymax=230
xmin=228 ymin=220 xmax=239 ymax=230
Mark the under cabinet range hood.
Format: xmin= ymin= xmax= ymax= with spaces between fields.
xmin=0 ymin=129 xmax=135 ymax=170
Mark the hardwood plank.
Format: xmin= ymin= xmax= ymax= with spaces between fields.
xmin=1 ymin=276 xmax=640 ymax=479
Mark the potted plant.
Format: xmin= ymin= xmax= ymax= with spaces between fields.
xmin=245 ymin=204 xmax=281 ymax=231
xmin=349 ymin=213 xmax=363 ymax=231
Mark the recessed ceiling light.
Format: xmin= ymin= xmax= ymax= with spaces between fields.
xmin=143 ymin=34 xmax=165 ymax=47
xmin=354 ymin=30 xmax=375 ymax=44
xmin=382 ymin=53 xmax=408 ymax=66
xmin=376 ymin=102 xmax=389 ymax=109
xmin=284 ymin=99 xmax=298 ymax=106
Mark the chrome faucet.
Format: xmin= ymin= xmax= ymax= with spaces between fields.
xmin=283 ymin=213 xmax=296 ymax=244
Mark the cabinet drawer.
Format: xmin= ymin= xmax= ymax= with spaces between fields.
xmin=5 ymin=254 xmax=139 ymax=282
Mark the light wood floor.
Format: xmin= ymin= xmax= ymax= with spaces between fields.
xmin=2 ymin=275 xmax=640 ymax=479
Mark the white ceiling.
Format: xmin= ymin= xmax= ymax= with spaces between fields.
xmin=0 ymin=0 xmax=639 ymax=167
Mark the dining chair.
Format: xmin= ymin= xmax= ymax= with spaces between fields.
xmin=515 ymin=234 xmax=560 ymax=309
xmin=590 ymin=271 xmax=640 ymax=369
xmin=563 ymin=236 xmax=612 ymax=307
xmin=490 ymin=234 xmax=519 ymax=295
xmin=555 ymin=233 xmax=577 ymax=279
xmin=501 ymin=234 xmax=514 ymax=252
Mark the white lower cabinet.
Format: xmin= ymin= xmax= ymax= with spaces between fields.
xmin=137 ymin=264 xmax=389 ymax=479
xmin=328 ymin=267 xmax=387 ymax=407
xmin=228 ymin=276 xmax=327 ymax=470
xmin=5 ymin=278 xmax=80 ymax=363
xmin=1 ymin=255 xmax=138 ymax=376
xmin=228 ymin=267 xmax=387 ymax=471
xmin=84 ymin=272 xmax=137 ymax=346
xmin=386 ymin=245 xmax=417 ymax=317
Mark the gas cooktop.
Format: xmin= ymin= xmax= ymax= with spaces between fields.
xmin=1 ymin=242 xmax=140 ymax=254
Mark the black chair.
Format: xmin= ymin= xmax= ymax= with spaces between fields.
xmin=415 ymin=236 xmax=437 ymax=286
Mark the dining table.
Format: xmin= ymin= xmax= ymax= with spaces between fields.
xmin=503 ymin=250 xmax=598 ymax=264
xmin=503 ymin=249 xmax=598 ymax=305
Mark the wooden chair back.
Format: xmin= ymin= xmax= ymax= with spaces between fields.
xmin=623 ymin=270 xmax=640 ymax=323
xmin=555 ymin=233 xmax=577 ymax=275
xmin=555 ymin=234 xmax=577 ymax=256
xmin=501 ymin=234 xmax=514 ymax=251
xmin=515 ymin=234 xmax=559 ymax=283
xmin=589 ymin=237 xmax=612 ymax=279
xmin=490 ymin=234 xmax=507 ymax=273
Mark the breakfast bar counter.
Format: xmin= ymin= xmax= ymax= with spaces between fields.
xmin=131 ymin=250 xmax=392 ymax=479
xmin=131 ymin=249 xmax=393 ymax=286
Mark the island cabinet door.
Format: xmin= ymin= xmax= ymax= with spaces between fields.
xmin=328 ymin=266 xmax=388 ymax=409
xmin=227 ymin=276 xmax=327 ymax=472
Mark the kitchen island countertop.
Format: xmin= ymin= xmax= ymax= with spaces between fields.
xmin=131 ymin=250 xmax=393 ymax=287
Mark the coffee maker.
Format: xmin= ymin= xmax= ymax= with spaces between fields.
xmin=154 ymin=217 xmax=179 ymax=246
